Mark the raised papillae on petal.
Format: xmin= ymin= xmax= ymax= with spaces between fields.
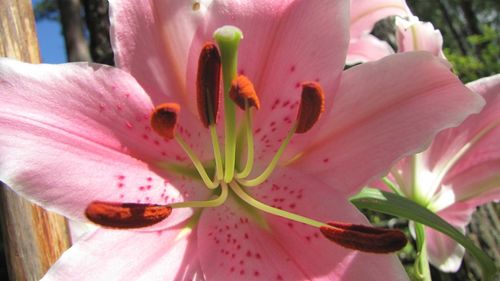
xmin=197 ymin=42 xmax=221 ymax=127
xmin=229 ymin=75 xmax=260 ymax=110
xmin=150 ymin=103 xmax=180 ymax=139
xmin=320 ymin=222 xmax=407 ymax=253
xmin=85 ymin=201 xmax=172 ymax=229
xmin=296 ymin=82 xmax=325 ymax=133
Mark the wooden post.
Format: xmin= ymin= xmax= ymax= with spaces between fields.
xmin=0 ymin=1 xmax=71 ymax=280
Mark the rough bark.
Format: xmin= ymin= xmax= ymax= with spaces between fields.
xmin=57 ymin=0 xmax=91 ymax=62
xmin=0 ymin=0 xmax=71 ymax=280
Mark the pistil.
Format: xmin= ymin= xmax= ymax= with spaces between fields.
xmin=214 ymin=25 xmax=243 ymax=183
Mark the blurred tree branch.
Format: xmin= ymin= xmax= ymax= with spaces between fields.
xmin=57 ymin=0 xmax=91 ymax=61
xmin=82 ymin=0 xmax=114 ymax=65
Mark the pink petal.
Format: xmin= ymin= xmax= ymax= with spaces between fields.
xmin=346 ymin=33 xmax=395 ymax=64
xmin=350 ymin=0 xmax=410 ymax=38
xmin=197 ymin=168 xmax=408 ymax=280
xmin=42 ymin=227 xmax=204 ymax=281
xmin=289 ymin=52 xmax=485 ymax=195
xmin=424 ymin=202 xmax=475 ymax=272
xmin=163 ymin=0 xmax=349 ymax=110
xmin=0 ymin=59 xmax=212 ymax=225
xmin=67 ymin=220 xmax=97 ymax=244
xmin=426 ymin=227 xmax=465 ymax=272
xmin=396 ymin=16 xmax=445 ymax=58
xmin=109 ymin=0 xmax=190 ymax=106
xmin=429 ymin=74 xmax=500 ymax=204
xmin=112 ymin=0 xmax=349 ymax=132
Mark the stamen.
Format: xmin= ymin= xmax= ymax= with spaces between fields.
xmin=85 ymin=201 xmax=172 ymax=229
xmin=175 ymin=134 xmax=220 ymax=189
xmin=150 ymin=103 xmax=180 ymax=139
xmin=197 ymin=42 xmax=221 ymax=127
xmin=229 ymin=75 xmax=260 ymax=110
xmin=229 ymin=181 xmax=324 ymax=228
xmin=236 ymin=101 xmax=255 ymax=179
xmin=237 ymin=82 xmax=325 ymax=186
xmin=296 ymin=82 xmax=325 ymax=134
xmin=196 ymin=43 xmax=224 ymax=181
xmin=210 ymin=125 xmax=224 ymax=181
xmin=230 ymin=182 xmax=406 ymax=253
xmin=236 ymin=123 xmax=297 ymax=186
xmin=320 ymin=222 xmax=407 ymax=253
xmin=169 ymin=182 xmax=228 ymax=209
xmin=214 ymin=25 xmax=243 ymax=183
xmin=150 ymin=103 xmax=218 ymax=189
xmin=229 ymin=75 xmax=259 ymax=179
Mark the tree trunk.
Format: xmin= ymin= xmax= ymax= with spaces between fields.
xmin=57 ymin=0 xmax=91 ymax=62
xmin=459 ymin=0 xmax=482 ymax=36
xmin=82 ymin=0 xmax=114 ymax=65
xmin=0 ymin=0 xmax=71 ymax=280
xmin=436 ymin=0 xmax=469 ymax=55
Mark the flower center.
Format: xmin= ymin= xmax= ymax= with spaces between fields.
xmin=84 ymin=25 xmax=406 ymax=254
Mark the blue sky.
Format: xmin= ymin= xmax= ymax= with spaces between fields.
xmin=33 ymin=0 xmax=66 ymax=63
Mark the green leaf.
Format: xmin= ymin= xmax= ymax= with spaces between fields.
xmin=350 ymin=188 xmax=498 ymax=281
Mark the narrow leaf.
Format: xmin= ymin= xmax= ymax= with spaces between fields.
xmin=350 ymin=188 xmax=498 ymax=281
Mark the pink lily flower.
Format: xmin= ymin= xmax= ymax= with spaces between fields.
xmin=381 ymin=74 xmax=500 ymax=271
xmin=347 ymin=0 xmax=410 ymax=63
xmin=346 ymin=0 xmax=446 ymax=63
xmin=0 ymin=1 xmax=484 ymax=280
xmin=395 ymin=16 xmax=446 ymax=59
xmin=360 ymin=5 xmax=499 ymax=272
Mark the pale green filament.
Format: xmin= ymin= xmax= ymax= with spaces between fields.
xmin=209 ymin=125 xmax=224 ymax=181
xmin=410 ymin=153 xmax=423 ymax=203
xmin=238 ymin=123 xmax=298 ymax=187
xmin=236 ymin=103 xmax=255 ymax=179
xmin=170 ymin=183 xmax=228 ymax=209
xmin=175 ymin=134 xmax=219 ymax=189
xmin=390 ymin=167 xmax=407 ymax=193
xmin=214 ymin=26 xmax=243 ymax=183
xmin=382 ymin=177 xmax=404 ymax=196
xmin=414 ymin=222 xmax=432 ymax=281
xmin=229 ymin=181 xmax=325 ymax=228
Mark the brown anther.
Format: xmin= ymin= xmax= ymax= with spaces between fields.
xmin=85 ymin=201 xmax=172 ymax=229
xmin=150 ymin=103 xmax=180 ymax=139
xmin=320 ymin=222 xmax=407 ymax=253
xmin=295 ymin=82 xmax=325 ymax=134
xmin=229 ymin=75 xmax=260 ymax=110
xmin=197 ymin=42 xmax=221 ymax=127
